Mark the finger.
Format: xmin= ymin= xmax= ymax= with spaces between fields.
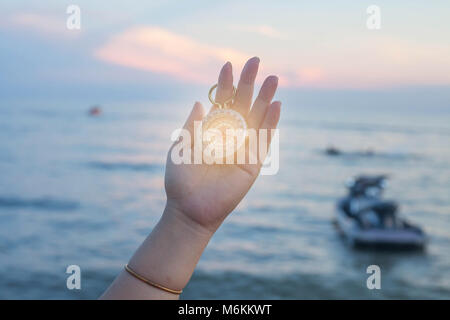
xmin=233 ymin=56 xmax=260 ymax=116
xmin=210 ymin=61 xmax=233 ymax=113
xmin=169 ymin=102 xmax=204 ymax=162
xmin=183 ymin=101 xmax=205 ymax=138
xmin=248 ymin=75 xmax=278 ymax=129
xmin=256 ymin=101 xmax=281 ymax=165
xmin=259 ymin=100 xmax=281 ymax=144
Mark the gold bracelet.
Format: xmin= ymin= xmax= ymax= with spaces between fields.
xmin=124 ymin=264 xmax=183 ymax=295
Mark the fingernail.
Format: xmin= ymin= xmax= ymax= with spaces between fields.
xmin=265 ymin=75 xmax=278 ymax=86
xmin=259 ymin=76 xmax=278 ymax=101
xmin=222 ymin=61 xmax=231 ymax=70
xmin=241 ymin=57 xmax=260 ymax=83
xmin=273 ymin=101 xmax=282 ymax=108
xmin=219 ymin=62 xmax=232 ymax=85
xmin=193 ymin=101 xmax=203 ymax=111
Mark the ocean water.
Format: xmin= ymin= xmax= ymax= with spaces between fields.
xmin=1 ymin=98 xmax=449 ymax=299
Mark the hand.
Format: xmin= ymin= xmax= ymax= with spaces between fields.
xmin=101 ymin=57 xmax=281 ymax=299
xmin=165 ymin=57 xmax=281 ymax=234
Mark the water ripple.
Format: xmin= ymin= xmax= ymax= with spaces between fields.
xmin=86 ymin=161 xmax=163 ymax=172
xmin=0 ymin=196 xmax=79 ymax=211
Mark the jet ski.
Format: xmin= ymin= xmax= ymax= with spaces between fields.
xmin=334 ymin=175 xmax=427 ymax=250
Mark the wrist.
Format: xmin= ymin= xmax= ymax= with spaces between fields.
xmin=163 ymin=201 xmax=216 ymax=239
xmin=127 ymin=202 xmax=213 ymax=293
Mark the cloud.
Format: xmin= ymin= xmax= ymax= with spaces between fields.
xmin=278 ymin=67 xmax=325 ymax=87
xmin=229 ymin=25 xmax=287 ymax=39
xmin=95 ymin=26 xmax=309 ymax=88
xmin=95 ymin=26 xmax=250 ymax=84
xmin=94 ymin=26 xmax=450 ymax=89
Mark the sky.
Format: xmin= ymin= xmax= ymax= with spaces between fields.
xmin=1 ymin=0 xmax=449 ymax=107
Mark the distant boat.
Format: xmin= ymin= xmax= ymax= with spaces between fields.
xmin=334 ymin=175 xmax=427 ymax=250
xmin=325 ymin=146 xmax=341 ymax=156
xmin=88 ymin=105 xmax=102 ymax=116
xmin=324 ymin=146 xmax=375 ymax=157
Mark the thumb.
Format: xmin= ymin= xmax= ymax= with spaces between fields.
xmin=169 ymin=102 xmax=205 ymax=153
xmin=183 ymin=102 xmax=205 ymax=137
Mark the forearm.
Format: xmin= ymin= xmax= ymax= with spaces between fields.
xmin=100 ymin=204 xmax=213 ymax=299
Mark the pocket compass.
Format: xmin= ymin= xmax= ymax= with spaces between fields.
xmin=202 ymin=84 xmax=247 ymax=162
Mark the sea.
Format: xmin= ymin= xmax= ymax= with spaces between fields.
xmin=1 ymin=92 xmax=449 ymax=299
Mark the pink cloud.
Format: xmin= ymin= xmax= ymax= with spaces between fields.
xmin=95 ymin=26 xmax=250 ymax=84
xmin=94 ymin=26 xmax=450 ymax=89
xmin=229 ymin=25 xmax=287 ymax=39
xmin=94 ymin=26 xmax=330 ymax=88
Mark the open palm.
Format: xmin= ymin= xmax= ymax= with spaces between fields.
xmin=165 ymin=57 xmax=281 ymax=233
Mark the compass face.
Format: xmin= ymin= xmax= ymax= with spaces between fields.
xmin=202 ymin=109 xmax=247 ymax=162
